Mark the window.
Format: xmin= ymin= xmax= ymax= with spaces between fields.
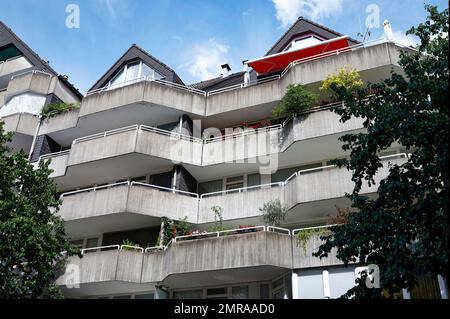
xmin=259 ymin=284 xmax=270 ymax=299
xmin=69 ymin=239 xmax=84 ymax=249
xmin=108 ymin=60 xmax=163 ymax=89
xmin=232 ymin=286 xmax=249 ymax=299
xmin=135 ymin=293 xmax=155 ymax=299
xmin=206 ymin=287 xmax=227 ymax=299
xmin=173 ymin=290 xmax=203 ymax=299
xmin=297 ymin=269 xmax=324 ymax=299
xmin=284 ymin=35 xmax=323 ymax=52
xmin=198 ymin=179 xmax=223 ymax=195
xmin=225 ymin=176 xmax=244 ymax=191
xmin=0 ymin=44 xmax=22 ymax=62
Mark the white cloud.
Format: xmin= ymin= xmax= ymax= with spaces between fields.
xmin=391 ymin=30 xmax=420 ymax=47
xmin=98 ymin=0 xmax=116 ymax=18
xmin=182 ymin=38 xmax=230 ymax=81
xmin=272 ymin=0 xmax=344 ymax=28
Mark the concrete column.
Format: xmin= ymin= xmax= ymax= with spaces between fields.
xmin=322 ymin=270 xmax=331 ymax=299
xmin=438 ymin=275 xmax=449 ymax=299
xmin=402 ymin=289 xmax=411 ymax=299
xmin=291 ymin=272 xmax=299 ymax=299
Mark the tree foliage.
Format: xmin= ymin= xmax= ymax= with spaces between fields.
xmin=314 ymin=5 xmax=449 ymax=298
xmin=0 ymin=122 xmax=78 ymax=298
xmin=273 ymin=84 xmax=318 ymax=118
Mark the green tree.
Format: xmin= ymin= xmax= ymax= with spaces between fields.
xmin=314 ymin=5 xmax=449 ymax=298
xmin=0 ymin=122 xmax=78 ymax=298
xmin=273 ymin=84 xmax=318 ymax=118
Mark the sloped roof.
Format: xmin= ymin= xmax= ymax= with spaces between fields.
xmin=189 ymin=71 xmax=245 ymax=92
xmin=266 ymin=17 xmax=359 ymax=55
xmin=0 ymin=21 xmax=83 ymax=99
xmin=89 ymin=44 xmax=184 ymax=91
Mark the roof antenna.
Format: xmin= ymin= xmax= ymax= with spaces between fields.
xmin=357 ymin=26 xmax=371 ymax=42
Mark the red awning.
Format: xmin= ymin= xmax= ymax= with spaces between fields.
xmin=247 ymin=36 xmax=351 ymax=75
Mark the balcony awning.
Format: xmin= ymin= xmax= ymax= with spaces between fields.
xmin=247 ymin=36 xmax=351 ymax=75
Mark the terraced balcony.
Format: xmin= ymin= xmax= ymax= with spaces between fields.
xmin=40 ymin=40 xmax=414 ymax=135
xmin=56 ymin=153 xmax=407 ymax=236
xmin=37 ymin=104 xmax=366 ymax=189
xmin=58 ymin=227 xmax=312 ymax=297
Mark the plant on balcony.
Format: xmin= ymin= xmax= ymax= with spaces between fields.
xmin=296 ymin=227 xmax=330 ymax=254
xmin=41 ymin=102 xmax=80 ymax=119
xmin=208 ymin=205 xmax=225 ymax=232
xmin=259 ymin=199 xmax=288 ymax=227
xmin=160 ymin=216 xmax=191 ymax=245
xmin=272 ymin=84 xmax=318 ymax=119
xmin=0 ymin=122 xmax=79 ymax=298
xmin=320 ymin=67 xmax=364 ymax=101
xmin=121 ymin=238 xmax=140 ymax=250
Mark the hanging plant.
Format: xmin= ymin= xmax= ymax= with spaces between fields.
xmin=296 ymin=227 xmax=331 ymax=254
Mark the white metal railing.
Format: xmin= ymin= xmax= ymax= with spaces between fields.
xmin=80 ymin=244 xmax=119 ymax=255
xmin=72 ymin=124 xmax=138 ymax=144
xmin=60 ymin=181 xmax=130 ymax=198
xmin=130 ymin=181 xmax=199 ymax=198
xmin=10 ymin=69 xmax=52 ymax=81
xmin=267 ymin=226 xmax=291 ymax=235
xmin=120 ymin=245 xmax=144 ymax=253
xmin=205 ymin=124 xmax=282 ymax=143
xmin=139 ymin=124 xmax=202 ymax=143
xmin=86 ymin=76 xmax=207 ymax=96
xmin=206 ymin=74 xmax=281 ymax=96
xmin=174 ymin=225 xmax=266 ymax=242
xmin=38 ymin=150 xmax=70 ymax=162
xmin=200 ymin=182 xmax=284 ymax=198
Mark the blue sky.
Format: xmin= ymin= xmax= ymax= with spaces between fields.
xmin=0 ymin=0 xmax=447 ymax=93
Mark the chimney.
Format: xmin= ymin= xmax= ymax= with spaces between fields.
xmin=221 ymin=63 xmax=231 ymax=78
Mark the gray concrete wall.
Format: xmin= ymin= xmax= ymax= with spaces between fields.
xmin=58 ymin=231 xmax=339 ymax=287
xmin=40 ymin=109 xmax=80 ymax=135
xmin=198 ymin=186 xmax=284 ymax=223
xmin=68 ymin=129 xmax=138 ymax=166
xmin=135 ymin=129 xmax=202 ymax=166
xmin=6 ymin=72 xmax=52 ymax=100
xmin=292 ymin=235 xmax=342 ymax=268
xmin=0 ymin=56 xmax=32 ymax=77
xmin=59 ymin=184 xmax=129 ymax=220
xmin=47 ymin=153 xmax=69 ymax=177
xmin=127 ymin=184 xmax=199 ymax=222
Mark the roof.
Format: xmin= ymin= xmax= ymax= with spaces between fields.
xmin=189 ymin=71 xmax=245 ymax=92
xmin=0 ymin=20 xmax=83 ymax=99
xmin=266 ymin=16 xmax=359 ymax=55
xmin=89 ymin=44 xmax=184 ymax=91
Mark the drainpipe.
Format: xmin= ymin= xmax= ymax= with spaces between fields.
xmin=27 ymin=115 xmax=42 ymax=161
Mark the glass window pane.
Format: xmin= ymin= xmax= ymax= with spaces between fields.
xmin=109 ymin=68 xmax=125 ymax=86
xmin=247 ymin=174 xmax=261 ymax=187
xmin=198 ymin=179 xmax=223 ymax=195
xmin=85 ymin=238 xmax=98 ymax=248
xmin=259 ymin=284 xmax=270 ymax=299
xmin=125 ymin=62 xmax=139 ymax=82
xmin=297 ymin=270 xmax=324 ymax=299
xmin=329 ymin=268 xmax=356 ymax=299
xmin=232 ymin=286 xmax=249 ymax=299
xmin=113 ymin=295 xmax=131 ymax=299
xmin=142 ymin=63 xmax=163 ymax=80
xmin=173 ymin=290 xmax=203 ymax=299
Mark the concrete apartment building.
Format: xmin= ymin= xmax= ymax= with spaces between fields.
xmin=2 ymin=17 xmax=443 ymax=299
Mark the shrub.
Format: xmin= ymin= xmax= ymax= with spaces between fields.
xmin=320 ymin=67 xmax=364 ymax=100
xmin=121 ymin=238 xmax=140 ymax=250
xmin=272 ymin=84 xmax=318 ymax=119
xmin=259 ymin=199 xmax=288 ymax=226
xmin=208 ymin=206 xmax=225 ymax=232
xmin=41 ymin=102 xmax=80 ymax=119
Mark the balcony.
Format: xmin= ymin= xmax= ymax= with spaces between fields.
xmin=56 ymin=153 xmax=406 ymax=232
xmin=1 ymin=112 xmax=39 ymax=153
xmin=5 ymin=70 xmax=54 ymax=102
xmin=58 ymin=227 xmax=301 ymax=296
xmin=41 ymin=40 xmax=412 ymax=135
xmin=0 ymin=56 xmax=32 ymax=77
xmin=59 ymin=182 xmax=199 ymax=238
xmin=41 ymin=103 xmax=366 ymax=187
